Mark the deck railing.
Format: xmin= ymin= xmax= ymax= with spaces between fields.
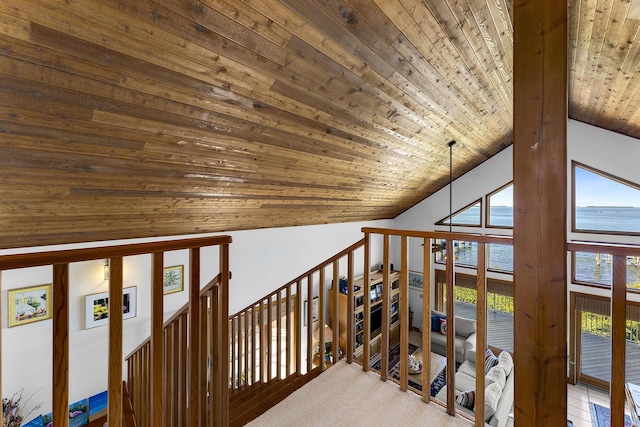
xmin=568 ymin=241 xmax=640 ymax=427
xmin=0 ymin=235 xmax=231 ymax=427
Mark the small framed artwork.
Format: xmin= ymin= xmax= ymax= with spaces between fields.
xmin=85 ymin=286 xmax=137 ymax=329
xmin=8 ymin=284 xmax=52 ymax=327
xmin=303 ymin=296 xmax=319 ymax=326
xmin=163 ymin=265 xmax=184 ymax=295
xmin=409 ymin=271 xmax=424 ymax=290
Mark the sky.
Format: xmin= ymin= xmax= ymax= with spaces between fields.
xmin=486 ymin=168 xmax=640 ymax=208
xmin=575 ymin=167 xmax=640 ymax=207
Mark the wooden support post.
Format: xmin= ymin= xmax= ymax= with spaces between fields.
xmin=219 ymin=243 xmax=230 ymax=427
xmin=611 ymin=254 xmax=627 ymax=427
xmin=188 ymin=248 xmax=200 ymax=426
xmin=108 ymin=257 xmax=123 ymax=427
xmin=513 ymin=0 xmax=568 ymax=425
xmin=399 ymin=236 xmax=409 ymax=391
xmin=332 ymin=260 xmax=340 ymax=365
xmin=475 ymin=244 xmax=487 ymax=426
xmin=445 ymin=239 xmax=456 ymax=415
xmin=421 ymin=237 xmax=431 ymax=403
xmin=150 ymin=253 xmax=164 ymax=427
xmin=53 ymin=264 xmax=69 ymax=427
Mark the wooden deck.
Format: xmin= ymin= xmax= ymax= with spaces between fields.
xmin=453 ymin=301 xmax=640 ymax=385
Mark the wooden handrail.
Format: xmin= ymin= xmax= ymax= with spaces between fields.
xmin=0 ymin=235 xmax=232 ymax=270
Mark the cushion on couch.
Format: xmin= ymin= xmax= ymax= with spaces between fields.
xmin=497 ymin=351 xmax=514 ymax=376
xmin=484 ymin=382 xmax=503 ymax=421
xmin=485 ymin=365 xmax=506 ymax=389
xmin=455 ymin=316 xmax=477 ymax=337
xmin=440 ymin=318 xmax=447 ymax=334
xmin=431 ymin=311 xmax=446 ymax=332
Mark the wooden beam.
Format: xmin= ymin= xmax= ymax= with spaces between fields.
xmin=611 ymin=255 xmax=627 ymax=427
xmin=108 ymin=257 xmax=123 ymax=427
xmin=150 ymin=253 xmax=164 ymax=426
xmin=52 ymin=264 xmax=69 ymax=427
xmin=513 ymin=1 xmax=568 ymax=426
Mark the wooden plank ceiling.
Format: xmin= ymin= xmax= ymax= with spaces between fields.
xmin=0 ymin=0 xmax=637 ymax=248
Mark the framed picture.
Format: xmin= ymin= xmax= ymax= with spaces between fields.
xmin=8 ymin=284 xmax=52 ymax=327
xmin=304 ymin=296 xmax=319 ymax=326
xmin=409 ymin=271 xmax=424 ymax=290
xmin=163 ymin=265 xmax=184 ymax=295
xmin=85 ymin=286 xmax=137 ymax=329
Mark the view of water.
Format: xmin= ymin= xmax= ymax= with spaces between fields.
xmin=439 ymin=206 xmax=640 ymax=286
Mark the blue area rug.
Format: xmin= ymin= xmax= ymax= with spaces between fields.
xmin=590 ymin=403 xmax=632 ymax=427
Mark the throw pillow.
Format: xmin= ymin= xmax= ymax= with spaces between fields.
xmin=497 ymin=351 xmax=514 ymax=376
xmin=440 ymin=318 xmax=447 ymax=335
xmin=485 ymin=364 xmax=507 ymax=389
xmin=431 ymin=313 xmax=446 ymax=332
xmin=484 ymin=348 xmax=499 ymax=374
xmin=455 ymin=389 xmax=475 ymax=410
xmin=454 ymin=316 xmax=476 ymax=337
xmin=484 ymin=382 xmax=503 ymax=421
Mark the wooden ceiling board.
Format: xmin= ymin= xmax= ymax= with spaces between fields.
xmin=1 ymin=0 xmax=639 ymax=248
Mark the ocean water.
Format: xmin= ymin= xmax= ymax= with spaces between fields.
xmin=439 ymin=206 xmax=640 ymax=286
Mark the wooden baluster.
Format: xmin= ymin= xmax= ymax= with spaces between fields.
xmin=295 ymin=280 xmax=302 ymax=375
xmin=199 ymin=294 xmax=207 ymax=424
xmin=230 ymin=317 xmax=237 ymax=390
xmin=179 ymin=314 xmax=187 ymax=427
xmin=445 ymin=239 xmax=456 ymax=415
xmin=53 ymin=263 xmax=69 ymax=427
xmin=380 ymin=234 xmax=391 ymax=381
xmin=421 ymin=237 xmax=431 ymax=403
xmin=286 ymin=286 xmax=292 ymax=376
xmin=363 ymin=233 xmax=371 ymax=372
xmin=346 ymin=251 xmax=354 ymax=364
xmin=277 ymin=291 xmax=282 ymax=379
xmin=399 ymin=236 xmax=409 ymax=391
xmin=108 ymin=257 xmax=123 ymax=427
xmin=332 ymin=260 xmax=340 ymax=365
xmin=188 ymin=248 xmax=200 ymax=426
xmin=251 ymin=306 xmax=257 ymax=384
xmin=209 ymin=290 xmax=217 ymax=426
xmin=611 ymin=254 xmax=627 ymax=427
xmin=245 ymin=308 xmax=250 ymax=384
xmin=267 ymin=296 xmax=273 ymax=380
xmin=319 ymin=268 xmax=326 ymax=372
xmin=259 ymin=301 xmax=265 ymax=382
xmin=151 ymin=253 xmax=164 ymax=427
xmin=307 ymin=275 xmax=313 ymax=373
xmin=475 ymin=243 xmax=487 ymax=426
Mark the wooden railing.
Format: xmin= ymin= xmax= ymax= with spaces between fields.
xmin=227 ymin=239 xmax=365 ymax=402
xmin=568 ymin=241 xmax=640 ymax=427
xmin=0 ymin=235 xmax=231 ymax=427
xmin=125 ymin=273 xmax=224 ymax=427
xmin=361 ymin=228 xmax=512 ymax=427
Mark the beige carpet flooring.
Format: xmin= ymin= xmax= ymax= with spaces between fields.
xmin=246 ymin=359 xmax=473 ymax=427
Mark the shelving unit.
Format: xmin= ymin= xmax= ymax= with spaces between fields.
xmin=332 ymin=270 xmax=401 ymax=361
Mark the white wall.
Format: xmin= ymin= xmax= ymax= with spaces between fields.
xmin=0 ymin=219 xmax=391 ymax=416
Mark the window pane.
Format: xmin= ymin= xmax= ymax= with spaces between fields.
xmin=488 ymin=184 xmax=513 ymax=227
xmin=439 ymin=202 xmax=481 ymax=226
xmin=488 ymin=244 xmax=513 ymax=273
xmin=575 ymin=166 xmax=640 ymax=233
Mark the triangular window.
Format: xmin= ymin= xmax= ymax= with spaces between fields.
xmin=487 ymin=183 xmax=513 ymax=228
xmin=573 ymin=162 xmax=640 ymax=234
xmin=435 ymin=199 xmax=482 ymax=227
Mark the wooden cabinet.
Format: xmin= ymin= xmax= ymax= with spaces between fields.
xmin=331 ymin=270 xmax=401 ymax=361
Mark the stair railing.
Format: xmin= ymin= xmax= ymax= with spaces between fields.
xmin=0 ymin=235 xmax=231 ymax=427
xmin=227 ymin=238 xmax=364 ymax=425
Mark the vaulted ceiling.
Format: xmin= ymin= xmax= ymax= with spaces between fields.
xmin=0 ymin=0 xmax=638 ymax=249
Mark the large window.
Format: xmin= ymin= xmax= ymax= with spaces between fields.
xmin=573 ymin=162 xmax=640 ymax=235
xmin=487 ymin=183 xmax=513 ymax=228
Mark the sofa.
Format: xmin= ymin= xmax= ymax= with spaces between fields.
xmin=435 ymin=348 xmax=514 ymax=427
xmin=429 ymin=310 xmax=477 ymax=363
